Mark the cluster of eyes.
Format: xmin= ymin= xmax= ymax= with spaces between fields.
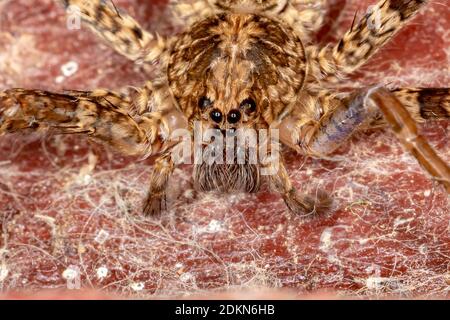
xmin=199 ymin=97 xmax=257 ymax=124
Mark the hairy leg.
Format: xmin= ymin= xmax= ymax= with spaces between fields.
xmin=143 ymin=152 xmax=175 ymax=216
xmin=391 ymin=88 xmax=450 ymax=121
xmin=279 ymin=0 xmax=327 ymax=39
xmin=263 ymin=156 xmax=332 ymax=217
xmin=308 ymin=0 xmax=427 ymax=82
xmin=0 ymin=87 xmax=190 ymax=214
xmin=0 ymin=88 xmax=162 ymax=157
xmin=280 ymin=86 xmax=450 ymax=192
xmin=170 ymin=0 xmax=214 ymax=26
xmin=60 ymin=0 xmax=167 ymax=63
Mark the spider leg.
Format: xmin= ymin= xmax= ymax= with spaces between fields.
xmin=390 ymin=87 xmax=450 ymax=122
xmin=278 ymin=0 xmax=327 ymax=39
xmin=369 ymin=88 xmax=449 ymax=192
xmin=0 ymin=88 xmax=179 ymax=158
xmin=143 ymin=152 xmax=175 ymax=216
xmin=263 ymin=155 xmax=333 ymax=217
xmin=308 ymin=0 xmax=427 ymax=82
xmin=60 ymin=0 xmax=167 ymax=63
xmin=280 ymin=86 xmax=450 ymax=193
xmin=170 ymin=0 xmax=214 ymax=26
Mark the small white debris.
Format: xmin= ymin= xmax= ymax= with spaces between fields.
xmin=423 ymin=190 xmax=431 ymax=197
xmin=393 ymin=216 xmax=414 ymax=228
xmin=61 ymin=61 xmax=79 ymax=77
xmin=95 ymin=229 xmax=110 ymax=244
xmin=179 ymin=272 xmax=193 ymax=283
xmin=366 ymin=276 xmax=390 ymax=290
xmin=82 ymin=174 xmax=92 ymax=185
xmin=193 ymin=219 xmax=225 ymax=234
xmin=96 ymin=266 xmax=108 ymax=279
xmin=175 ymin=263 xmax=183 ymax=269
xmin=62 ymin=266 xmax=79 ymax=280
xmin=418 ymin=244 xmax=428 ymax=255
xmin=359 ymin=238 xmax=370 ymax=245
xmin=183 ymin=189 xmax=195 ymax=199
xmin=306 ymin=168 xmax=313 ymax=176
xmin=319 ymin=228 xmax=333 ymax=252
xmin=131 ymin=282 xmax=145 ymax=291
xmin=0 ymin=265 xmax=9 ymax=281
xmin=76 ymin=152 xmax=98 ymax=186
xmin=207 ymin=219 xmax=222 ymax=233
xmin=55 ymin=75 xmax=65 ymax=84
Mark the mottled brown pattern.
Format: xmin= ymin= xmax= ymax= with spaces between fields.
xmin=61 ymin=0 xmax=164 ymax=62
xmin=392 ymin=88 xmax=450 ymax=120
xmin=308 ymin=0 xmax=429 ymax=82
xmin=167 ymin=12 xmax=306 ymax=125
xmin=0 ymin=89 xmax=154 ymax=156
xmin=143 ymin=152 xmax=175 ymax=215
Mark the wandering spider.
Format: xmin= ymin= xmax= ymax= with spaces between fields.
xmin=0 ymin=0 xmax=449 ymax=217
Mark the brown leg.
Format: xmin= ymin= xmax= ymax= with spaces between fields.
xmin=60 ymin=0 xmax=167 ymax=63
xmin=279 ymin=0 xmax=328 ymax=38
xmin=390 ymin=87 xmax=450 ymax=122
xmin=170 ymin=0 xmax=214 ymax=26
xmin=281 ymin=86 xmax=450 ymax=193
xmin=143 ymin=152 xmax=175 ymax=216
xmin=0 ymin=88 xmax=160 ymax=157
xmin=308 ymin=0 xmax=428 ymax=82
xmin=369 ymin=88 xmax=450 ymax=192
xmin=263 ymin=156 xmax=332 ymax=217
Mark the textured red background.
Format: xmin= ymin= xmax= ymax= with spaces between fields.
xmin=0 ymin=0 xmax=448 ymax=299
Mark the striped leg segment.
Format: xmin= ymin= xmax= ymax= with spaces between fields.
xmin=60 ymin=0 xmax=166 ymax=63
xmin=279 ymin=0 xmax=327 ymax=38
xmin=391 ymin=88 xmax=450 ymax=121
xmin=308 ymin=0 xmax=427 ymax=81
xmin=0 ymin=88 xmax=158 ymax=157
xmin=143 ymin=152 xmax=175 ymax=216
xmin=283 ymin=86 xmax=450 ymax=193
xmin=170 ymin=0 xmax=214 ymax=26
xmin=369 ymin=88 xmax=450 ymax=192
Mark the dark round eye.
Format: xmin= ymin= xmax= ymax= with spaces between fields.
xmin=210 ymin=109 xmax=223 ymax=123
xmin=240 ymin=98 xmax=256 ymax=113
xmin=198 ymin=96 xmax=213 ymax=109
xmin=227 ymin=110 xmax=241 ymax=124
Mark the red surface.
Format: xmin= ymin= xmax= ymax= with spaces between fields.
xmin=0 ymin=0 xmax=449 ymax=299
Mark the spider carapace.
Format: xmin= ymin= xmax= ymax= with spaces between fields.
xmin=0 ymin=0 xmax=449 ymax=216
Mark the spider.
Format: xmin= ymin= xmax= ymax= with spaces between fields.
xmin=0 ymin=0 xmax=449 ymax=217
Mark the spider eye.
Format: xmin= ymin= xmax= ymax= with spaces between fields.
xmin=240 ymin=98 xmax=256 ymax=114
xmin=210 ymin=109 xmax=223 ymax=123
xmin=199 ymin=96 xmax=213 ymax=109
xmin=227 ymin=110 xmax=241 ymax=124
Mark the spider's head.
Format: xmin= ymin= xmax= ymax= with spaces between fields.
xmin=167 ymin=12 xmax=307 ymax=135
xmin=194 ymin=56 xmax=261 ymax=135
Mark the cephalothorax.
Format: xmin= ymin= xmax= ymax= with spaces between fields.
xmin=0 ymin=0 xmax=449 ymax=216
